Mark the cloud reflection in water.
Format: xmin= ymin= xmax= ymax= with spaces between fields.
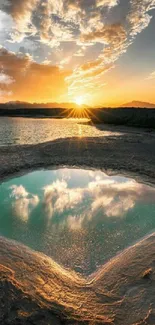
xmin=10 ymin=185 xmax=39 ymax=222
xmin=9 ymin=174 xmax=155 ymax=228
xmin=1 ymin=168 xmax=155 ymax=274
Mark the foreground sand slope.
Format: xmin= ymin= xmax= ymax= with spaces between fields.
xmin=1 ymin=234 xmax=155 ymax=324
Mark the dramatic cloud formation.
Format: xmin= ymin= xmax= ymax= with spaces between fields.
xmin=2 ymin=0 xmax=38 ymax=41
xmin=0 ymin=48 xmax=69 ymax=101
xmin=4 ymin=0 xmax=39 ymax=21
xmin=0 ymin=0 xmax=155 ymax=103
xmin=8 ymin=173 xmax=155 ymax=232
xmin=127 ymin=0 xmax=155 ymax=36
xmin=42 ymin=177 xmax=155 ymax=229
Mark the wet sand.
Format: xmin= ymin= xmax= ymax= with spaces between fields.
xmin=0 ymin=124 xmax=155 ymax=186
xmin=1 ymin=124 xmax=155 ymax=324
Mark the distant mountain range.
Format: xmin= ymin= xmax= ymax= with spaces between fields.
xmin=0 ymin=101 xmax=88 ymax=109
xmin=121 ymin=101 xmax=155 ymax=108
xmin=1 ymin=100 xmax=155 ymax=128
xmin=0 ymin=101 xmax=88 ymax=118
xmin=1 ymin=100 xmax=155 ymax=109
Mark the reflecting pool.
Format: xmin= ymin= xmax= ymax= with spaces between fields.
xmin=0 ymin=168 xmax=155 ymax=275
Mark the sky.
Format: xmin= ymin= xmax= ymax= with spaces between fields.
xmin=0 ymin=0 xmax=155 ymax=106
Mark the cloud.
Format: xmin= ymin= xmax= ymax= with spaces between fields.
xmin=43 ymin=180 xmax=84 ymax=219
xmin=80 ymin=22 xmax=128 ymax=73
xmin=66 ymin=59 xmax=113 ymax=97
xmin=3 ymin=0 xmax=39 ymax=21
xmin=42 ymin=177 xmax=155 ymax=231
xmin=0 ymin=48 xmax=69 ymax=101
xmin=67 ymin=214 xmax=86 ymax=231
xmin=76 ymin=23 xmax=127 ymax=84
xmin=146 ymin=70 xmax=155 ymax=80
xmin=127 ymin=0 xmax=155 ymax=36
xmin=81 ymin=59 xmax=103 ymax=71
xmin=2 ymin=0 xmax=39 ymax=40
xmin=81 ymin=23 xmax=127 ymax=45
xmin=96 ymin=0 xmax=119 ymax=7
xmin=88 ymin=178 xmax=155 ymax=217
xmin=7 ymin=174 xmax=155 ymax=231
xmin=0 ymin=72 xmax=14 ymax=84
xmin=90 ymin=181 xmax=136 ymax=217
xmin=0 ymin=0 xmax=155 ymax=101
xmin=66 ymin=0 xmax=155 ymax=97
xmin=0 ymin=0 xmax=121 ymax=48
xmin=10 ymin=185 xmax=39 ymax=222
xmin=0 ymin=10 xmax=13 ymax=44
xmin=10 ymin=185 xmax=29 ymax=198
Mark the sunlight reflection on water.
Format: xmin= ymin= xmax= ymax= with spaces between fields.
xmin=0 ymin=117 xmax=121 ymax=146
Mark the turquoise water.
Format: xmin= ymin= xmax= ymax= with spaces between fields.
xmin=1 ymin=168 xmax=155 ymax=275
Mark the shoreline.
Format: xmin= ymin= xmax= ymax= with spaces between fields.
xmin=1 ymin=125 xmax=155 ymax=323
xmin=1 ymin=232 xmax=155 ymax=324
xmin=0 ymin=124 xmax=155 ymax=186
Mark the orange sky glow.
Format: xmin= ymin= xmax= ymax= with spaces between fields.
xmin=0 ymin=0 xmax=155 ymax=106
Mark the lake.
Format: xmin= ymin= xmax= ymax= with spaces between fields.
xmin=1 ymin=167 xmax=155 ymax=275
xmin=0 ymin=117 xmax=121 ymax=146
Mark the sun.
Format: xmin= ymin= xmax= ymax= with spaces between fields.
xmin=75 ymin=96 xmax=84 ymax=106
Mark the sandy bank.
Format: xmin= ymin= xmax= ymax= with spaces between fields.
xmin=0 ymin=125 xmax=155 ymax=186
xmin=1 ymin=234 xmax=155 ymax=324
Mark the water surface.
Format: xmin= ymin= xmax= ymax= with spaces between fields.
xmin=0 ymin=168 xmax=155 ymax=275
xmin=0 ymin=117 xmax=121 ymax=146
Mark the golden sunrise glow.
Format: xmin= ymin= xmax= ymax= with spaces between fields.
xmin=0 ymin=1 xmax=155 ymax=106
xmin=75 ymin=96 xmax=84 ymax=106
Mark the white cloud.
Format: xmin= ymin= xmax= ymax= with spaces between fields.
xmin=146 ymin=71 xmax=155 ymax=80
xmin=42 ymin=177 xmax=155 ymax=230
xmin=10 ymin=185 xmax=39 ymax=222
xmin=127 ymin=0 xmax=155 ymax=36
xmin=43 ymin=180 xmax=84 ymax=218
xmin=3 ymin=0 xmax=39 ymax=41
xmin=96 ymin=0 xmax=119 ymax=7
xmin=0 ymin=0 xmax=155 ymax=101
xmin=10 ymin=185 xmax=28 ymax=198
xmin=7 ymin=174 xmax=155 ymax=230
xmin=0 ymin=73 xmax=14 ymax=84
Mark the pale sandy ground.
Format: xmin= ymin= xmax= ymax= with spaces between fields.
xmin=0 ymin=124 xmax=155 ymax=186
xmin=1 ymin=233 xmax=155 ymax=324
xmin=1 ymin=125 xmax=155 ymax=324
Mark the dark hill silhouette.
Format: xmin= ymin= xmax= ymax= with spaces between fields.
xmin=91 ymin=107 xmax=155 ymax=128
xmin=1 ymin=101 xmax=88 ymax=109
xmin=1 ymin=101 xmax=155 ymax=128
xmin=121 ymin=100 xmax=155 ymax=108
xmin=0 ymin=101 xmax=88 ymax=118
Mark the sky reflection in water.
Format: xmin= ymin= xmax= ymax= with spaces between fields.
xmin=0 ymin=168 xmax=155 ymax=275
